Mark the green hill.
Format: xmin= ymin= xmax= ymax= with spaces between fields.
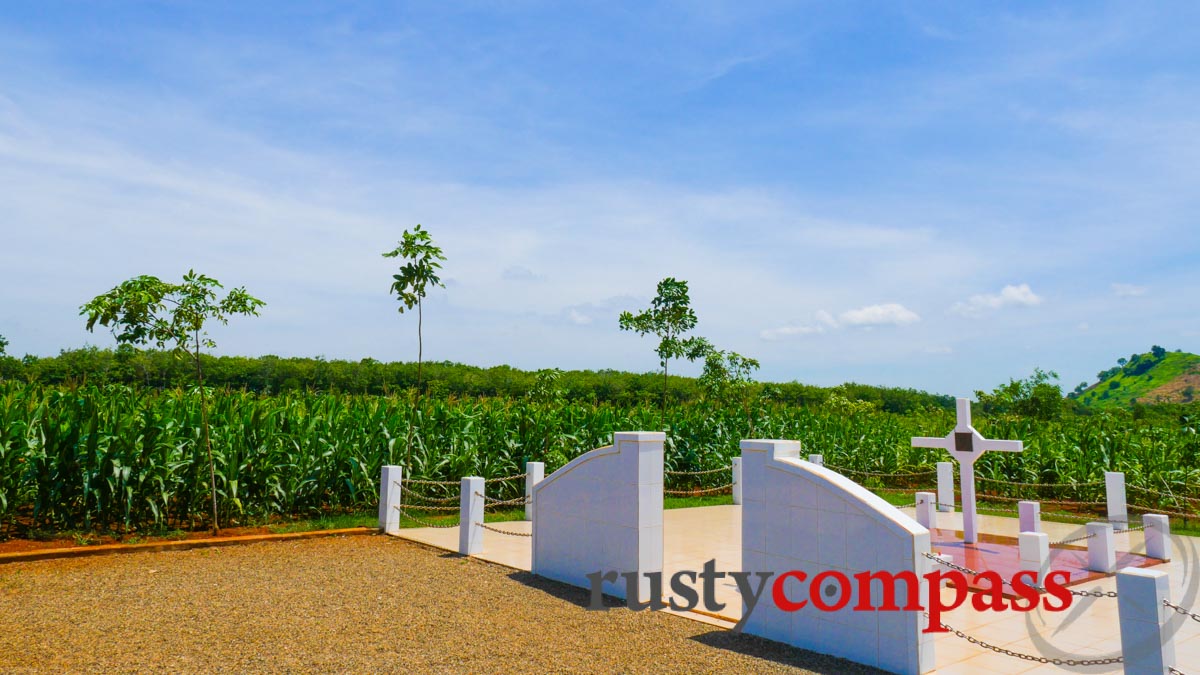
xmin=1073 ymin=347 xmax=1200 ymax=408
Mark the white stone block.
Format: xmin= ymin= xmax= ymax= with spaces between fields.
xmin=1117 ymin=568 xmax=1175 ymax=673
xmin=808 ymin=453 xmax=823 ymax=466
xmin=1144 ymin=513 xmax=1171 ymax=561
xmin=936 ymin=462 xmax=954 ymax=512
xmin=378 ymin=465 xmax=403 ymax=534
xmin=460 ymin=477 xmax=484 ymax=555
xmin=739 ymin=438 xmax=929 ymax=675
xmin=524 ymin=461 xmax=544 ymax=521
xmin=1086 ymin=522 xmax=1116 ymax=573
xmin=1106 ymin=471 xmax=1127 ymax=526
xmin=732 ymin=457 xmax=742 ymax=505
xmin=531 ymin=432 xmax=664 ymax=603
xmin=1018 ymin=500 xmax=1041 ymax=533
xmin=914 ymin=492 xmax=936 ymax=530
xmin=1019 ymin=531 xmax=1049 ymax=587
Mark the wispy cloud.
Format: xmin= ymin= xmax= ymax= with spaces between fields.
xmin=760 ymin=303 xmax=920 ymax=341
xmin=951 ymin=284 xmax=1043 ymax=318
xmin=1111 ymin=283 xmax=1147 ymax=297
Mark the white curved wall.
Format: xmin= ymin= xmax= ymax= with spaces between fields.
xmin=531 ymin=432 xmax=664 ymax=602
xmin=740 ymin=439 xmax=934 ymax=675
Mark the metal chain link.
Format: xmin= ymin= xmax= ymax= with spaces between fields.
xmin=1164 ymin=600 xmax=1200 ymax=623
xmin=476 ymin=521 xmax=533 ymax=537
xmin=1070 ymin=588 xmax=1119 ymax=598
xmin=1052 ymin=532 xmax=1096 ymax=546
xmin=487 ymin=472 xmax=528 ymax=482
xmin=929 ymin=614 xmax=1122 ymax=666
xmin=1113 ymin=524 xmax=1147 ymax=534
xmin=976 ymin=476 xmax=1104 ymax=488
xmin=826 ymin=464 xmax=937 ymax=478
xmin=664 ymin=483 xmax=734 ymax=496
xmin=923 ymin=551 xmax=982 ymax=577
xmin=394 ymin=505 xmax=460 ymax=528
xmin=403 ymin=477 xmax=461 ymax=486
xmin=474 ymin=491 xmax=531 ymax=507
xmin=893 ymin=501 xmax=918 ymax=509
xmin=1169 ymin=667 xmax=1187 ymax=675
xmin=665 ymin=467 xmax=730 ymax=476
xmin=978 ymin=493 xmax=1107 ymax=506
xmin=396 ymin=482 xmax=460 ymax=504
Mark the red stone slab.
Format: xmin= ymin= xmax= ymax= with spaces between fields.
xmin=929 ymin=527 xmax=1163 ymax=597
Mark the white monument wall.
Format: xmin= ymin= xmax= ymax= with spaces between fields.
xmin=531 ymin=431 xmax=664 ymax=602
xmin=740 ymin=439 xmax=934 ymax=675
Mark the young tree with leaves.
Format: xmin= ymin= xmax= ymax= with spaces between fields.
xmin=383 ymin=224 xmax=446 ymax=393
xmin=619 ymin=277 xmax=709 ymax=426
xmin=0 ymin=334 xmax=7 ymax=357
xmin=699 ymin=348 xmax=764 ymax=436
xmin=81 ymin=271 xmax=264 ymax=534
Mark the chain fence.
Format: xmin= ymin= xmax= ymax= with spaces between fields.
xmin=476 ymin=521 xmax=533 ymax=537
xmin=474 ymin=491 xmax=531 ymax=508
xmin=1165 ymin=600 xmax=1200 ymax=624
xmin=929 ymin=614 xmax=1123 ymax=667
xmin=665 ymin=467 xmax=729 ymax=476
xmin=664 ymin=484 xmax=734 ymax=496
xmin=393 ymin=504 xmax=460 ymax=529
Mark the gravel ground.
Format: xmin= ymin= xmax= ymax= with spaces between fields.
xmin=0 ymin=534 xmax=883 ymax=674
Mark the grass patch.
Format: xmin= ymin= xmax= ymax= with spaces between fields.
xmin=664 ymin=494 xmax=734 ymax=509
xmin=267 ymin=512 xmax=378 ymax=534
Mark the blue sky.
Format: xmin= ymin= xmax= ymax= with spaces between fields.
xmin=1 ymin=2 xmax=1198 ymax=395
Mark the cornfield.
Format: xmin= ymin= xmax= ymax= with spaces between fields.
xmin=1 ymin=380 xmax=1198 ymax=534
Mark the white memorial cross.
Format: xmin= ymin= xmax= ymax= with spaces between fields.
xmin=911 ymin=398 xmax=1023 ymax=544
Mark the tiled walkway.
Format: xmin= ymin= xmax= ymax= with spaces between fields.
xmin=393 ymin=505 xmax=1200 ymax=673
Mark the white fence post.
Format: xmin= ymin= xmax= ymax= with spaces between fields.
xmin=1145 ymin=514 xmax=1172 ymax=561
xmin=525 ymin=462 xmax=544 ymax=521
xmin=379 ymin=465 xmax=403 ymax=534
xmin=731 ymin=457 xmax=742 ymax=505
xmin=460 ymin=476 xmax=484 ymax=555
xmin=1117 ymin=568 xmax=1176 ymax=674
xmin=1106 ymin=471 xmax=1127 ymax=525
xmin=936 ymin=462 xmax=954 ymax=513
xmin=915 ymin=492 xmax=936 ymax=529
xmin=1018 ymin=500 xmax=1041 ymax=533
xmin=807 ymin=454 xmax=823 ymax=466
xmin=1086 ymin=522 xmax=1116 ymax=573
xmin=1019 ymin=531 xmax=1049 ymax=587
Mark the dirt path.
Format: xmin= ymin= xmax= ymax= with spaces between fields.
xmin=0 ymin=534 xmax=881 ymax=674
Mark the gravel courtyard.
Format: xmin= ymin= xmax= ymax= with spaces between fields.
xmin=0 ymin=534 xmax=880 ymax=674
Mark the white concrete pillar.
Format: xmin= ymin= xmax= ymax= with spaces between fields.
xmin=731 ymin=457 xmax=742 ymax=505
xmin=961 ymin=460 xmax=979 ymax=544
xmin=1117 ymin=568 xmax=1176 ymax=674
xmin=807 ymin=454 xmax=823 ymax=466
xmin=1019 ymin=531 xmax=1049 ymax=587
xmin=378 ymin=465 xmax=403 ymax=534
xmin=460 ymin=476 xmax=484 ymax=555
xmin=936 ymin=462 xmax=954 ymax=513
xmin=1145 ymin=514 xmax=1172 ymax=561
xmin=1086 ymin=522 xmax=1116 ymax=573
xmin=1018 ymin=500 xmax=1041 ymax=533
xmin=525 ymin=462 xmax=544 ymax=521
xmin=1106 ymin=471 xmax=1127 ymax=525
xmin=915 ymin=492 xmax=936 ymax=530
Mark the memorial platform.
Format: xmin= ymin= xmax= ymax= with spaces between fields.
xmin=392 ymin=504 xmax=1200 ymax=673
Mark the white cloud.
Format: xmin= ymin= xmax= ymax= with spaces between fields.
xmin=1077 ymin=322 xmax=1090 ymax=331
xmin=1111 ymin=283 xmax=1147 ymax=297
xmin=760 ymin=303 xmax=919 ymax=340
xmin=923 ymin=345 xmax=953 ymax=355
xmin=760 ymin=324 xmax=827 ymax=341
xmin=567 ymin=309 xmax=592 ymax=325
xmin=838 ymin=303 xmax=921 ymax=327
xmin=950 ymin=284 xmax=1043 ymax=317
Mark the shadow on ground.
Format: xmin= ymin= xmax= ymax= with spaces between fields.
xmin=506 ymin=570 xmax=886 ymax=674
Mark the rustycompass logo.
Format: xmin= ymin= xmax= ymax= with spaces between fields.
xmin=587 ymin=558 xmax=1074 ymax=633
